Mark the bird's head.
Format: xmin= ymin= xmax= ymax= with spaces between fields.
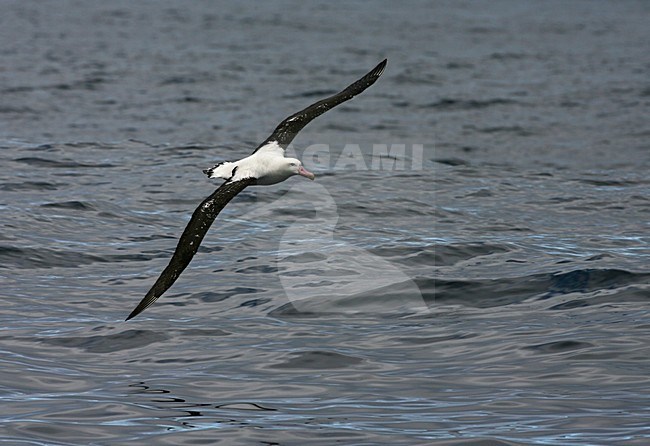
xmin=286 ymin=158 xmax=315 ymax=180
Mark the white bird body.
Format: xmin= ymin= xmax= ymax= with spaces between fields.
xmin=204 ymin=142 xmax=313 ymax=185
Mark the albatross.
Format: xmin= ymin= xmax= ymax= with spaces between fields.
xmin=125 ymin=59 xmax=387 ymax=320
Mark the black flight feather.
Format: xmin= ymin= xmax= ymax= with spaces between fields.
xmin=126 ymin=178 xmax=255 ymax=320
xmin=253 ymin=59 xmax=387 ymax=151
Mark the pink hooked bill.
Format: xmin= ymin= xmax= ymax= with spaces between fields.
xmin=298 ymin=166 xmax=315 ymax=180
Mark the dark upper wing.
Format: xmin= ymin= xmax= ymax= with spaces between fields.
xmin=253 ymin=59 xmax=387 ymax=152
xmin=126 ymin=178 xmax=255 ymax=321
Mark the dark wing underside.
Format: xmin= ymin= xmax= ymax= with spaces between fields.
xmin=253 ymin=58 xmax=387 ymax=152
xmin=126 ymin=178 xmax=255 ymax=321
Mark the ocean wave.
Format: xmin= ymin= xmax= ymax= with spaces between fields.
xmin=0 ymin=246 xmax=155 ymax=269
xmin=0 ymin=181 xmax=64 ymax=191
xmin=419 ymin=268 xmax=650 ymax=308
xmin=14 ymin=157 xmax=115 ymax=168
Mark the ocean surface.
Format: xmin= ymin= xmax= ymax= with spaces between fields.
xmin=1 ymin=1 xmax=649 ymax=445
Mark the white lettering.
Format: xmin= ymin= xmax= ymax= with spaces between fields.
xmin=411 ymin=144 xmax=423 ymax=170
xmin=302 ymin=144 xmax=331 ymax=171
xmin=334 ymin=144 xmax=368 ymax=170
xmin=371 ymin=144 xmax=406 ymax=170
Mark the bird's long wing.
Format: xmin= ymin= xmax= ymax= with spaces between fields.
xmin=126 ymin=178 xmax=255 ymax=321
xmin=253 ymin=59 xmax=387 ymax=153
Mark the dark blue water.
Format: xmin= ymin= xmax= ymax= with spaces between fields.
xmin=1 ymin=1 xmax=649 ymax=444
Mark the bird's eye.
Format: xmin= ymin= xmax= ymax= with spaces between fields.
xmin=289 ymin=163 xmax=296 ymax=167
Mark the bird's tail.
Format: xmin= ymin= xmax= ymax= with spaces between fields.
xmin=203 ymin=161 xmax=236 ymax=180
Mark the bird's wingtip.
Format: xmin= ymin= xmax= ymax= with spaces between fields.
xmin=371 ymin=59 xmax=388 ymax=77
xmin=125 ymin=300 xmax=149 ymax=321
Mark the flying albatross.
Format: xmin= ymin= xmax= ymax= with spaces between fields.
xmin=125 ymin=59 xmax=387 ymax=320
